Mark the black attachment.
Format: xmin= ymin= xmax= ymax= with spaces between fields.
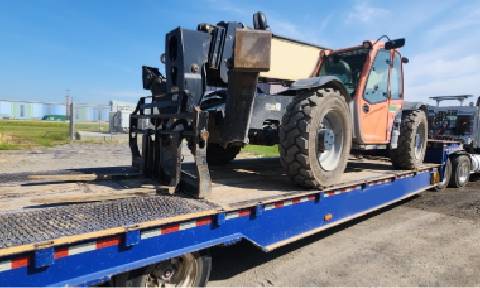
xmin=142 ymin=66 xmax=166 ymax=98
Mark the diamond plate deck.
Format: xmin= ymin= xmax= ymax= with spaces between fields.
xmin=0 ymin=196 xmax=218 ymax=249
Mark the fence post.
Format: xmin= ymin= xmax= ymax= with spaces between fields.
xmin=69 ymin=102 xmax=75 ymax=141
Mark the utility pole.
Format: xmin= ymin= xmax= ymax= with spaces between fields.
xmin=65 ymin=89 xmax=71 ymax=118
xmin=69 ymin=101 xmax=75 ymax=141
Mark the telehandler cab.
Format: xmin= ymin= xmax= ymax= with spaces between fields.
xmin=129 ymin=12 xmax=428 ymax=197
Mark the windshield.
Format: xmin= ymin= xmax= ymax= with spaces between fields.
xmin=318 ymin=49 xmax=369 ymax=96
xmin=429 ymin=110 xmax=473 ymax=136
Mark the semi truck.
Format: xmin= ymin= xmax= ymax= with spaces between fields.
xmin=428 ymin=95 xmax=480 ymax=189
xmin=0 ymin=13 xmax=460 ymax=287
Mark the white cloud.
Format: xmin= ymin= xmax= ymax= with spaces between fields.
xmin=406 ymin=72 xmax=480 ymax=104
xmin=345 ymin=1 xmax=390 ymax=24
xmin=427 ymin=6 xmax=480 ymax=38
xmin=407 ymin=54 xmax=480 ymax=86
xmin=404 ymin=2 xmax=480 ymax=104
xmin=405 ymin=47 xmax=480 ymax=103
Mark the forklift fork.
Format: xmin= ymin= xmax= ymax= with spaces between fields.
xmin=129 ymin=103 xmax=211 ymax=198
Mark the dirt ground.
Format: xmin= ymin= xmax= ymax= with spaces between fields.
xmin=0 ymin=144 xmax=131 ymax=174
xmin=1 ymin=143 xmax=479 ymax=286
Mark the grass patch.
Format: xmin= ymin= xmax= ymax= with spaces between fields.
xmin=0 ymin=120 xmax=108 ymax=150
xmin=0 ymin=143 xmax=17 ymax=150
xmin=242 ymin=144 xmax=279 ymax=157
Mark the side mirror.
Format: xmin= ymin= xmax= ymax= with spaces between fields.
xmin=385 ymin=38 xmax=405 ymax=50
xmin=401 ymin=57 xmax=409 ymax=64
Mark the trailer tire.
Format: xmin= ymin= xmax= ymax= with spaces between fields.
xmin=112 ymin=252 xmax=212 ymax=287
xmin=449 ymin=154 xmax=470 ymax=188
xmin=391 ymin=110 xmax=428 ymax=169
xmin=206 ymin=143 xmax=241 ymax=165
xmin=435 ymin=158 xmax=452 ymax=192
xmin=279 ymin=88 xmax=352 ymax=188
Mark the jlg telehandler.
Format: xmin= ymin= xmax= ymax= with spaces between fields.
xmin=129 ymin=12 xmax=428 ymax=197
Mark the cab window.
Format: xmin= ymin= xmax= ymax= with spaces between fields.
xmin=364 ymin=49 xmax=390 ymax=103
xmin=391 ymin=52 xmax=403 ymax=100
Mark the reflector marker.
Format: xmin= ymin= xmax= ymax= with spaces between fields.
xmin=141 ymin=228 xmax=162 ymax=240
xmin=140 ymin=217 xmax=212 ymax=240
xmin=179 ymin=221 xmax=196 ymax=231
xmin=263 ymin=195 xmax=315 ymax=211
xmin=225 ymin=209 xmax=251 ymax=220
xmin=367 ymin=179 xmax=392 ymax=187
xmin=323 ymin=186 xmax=361 ymax=197
xmin=69 ymin=242 xmax=97 ymax=255
xmin=0 ymin=260 xmax=10 ymax=272
xmin=0 ymin=256 xmax=30 ymax=272
xmin=1 ymin=216 xmax=214 ymax=272
xmin=398 ymin=173 xmax=415 ymax=179
xmin=96 ymin=237 xmax=120 ymax=249
xmin=264 ymin=203 xmax=276 ymax=211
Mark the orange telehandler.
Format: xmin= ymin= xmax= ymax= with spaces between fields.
xmin=130 ymin=12 xmax=428 ymax=196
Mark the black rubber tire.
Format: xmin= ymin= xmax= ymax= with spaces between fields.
xmin=279 ymin=88 xmax=352 ymax=188
xmin=449 ymin=154 xmax=470 ymax=188
xmin=435 ymin=158 xmax=452 ymax=192
xmin=391 ymin=110 xmax=428 ymax=169
xmin=112 ymin=252 xmax=212 ymax=287
xmin=206 ymin=143 xmax=241 ymax=165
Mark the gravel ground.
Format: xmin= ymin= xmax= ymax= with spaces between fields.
xmin=1 ymin=143 xmax=479 ymax=286
xmin=0 ymin=143 xmax=131 ymax=174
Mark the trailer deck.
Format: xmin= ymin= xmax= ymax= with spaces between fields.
xmin=0 ymin=157 xmax=435 ymax=212
xmin=0 ymin=158 xmax=436 ymax=252
xmin=0 ymin=156 xmax=441 ymax=286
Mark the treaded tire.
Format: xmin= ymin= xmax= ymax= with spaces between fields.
xmin=435 ymin=157 xmax=451 ymax=192
xmin=206 ymin=143 xmax=241 ymax=165
xmin=112 ymin=252 xmax=212 ymax=287
xmin=279 ymin=88 xmax=352 ymax=188
xmin=449 ymin=154 xmax=470 ymax=188
xmin=391 ymin=110 xmax=428 ymax=169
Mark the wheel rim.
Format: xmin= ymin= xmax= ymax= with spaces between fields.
xmin=144 ymin=254 xmax=198 ymax=287
xmin=317 ymin=110 xmax=344 ymax=171
xmin=440 ymin=161 xmax=450 ymax=186
xmin=414 ymin=121 xmax=426 ymax=160
xmin=458 ymin=160 xmax=470 ymax=185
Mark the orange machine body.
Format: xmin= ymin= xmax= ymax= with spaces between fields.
xmin=316 ymin=41 xmax=405 ymax=145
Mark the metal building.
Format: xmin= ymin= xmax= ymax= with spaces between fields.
xmin=0 ymin=99 xmax=112 ymax=122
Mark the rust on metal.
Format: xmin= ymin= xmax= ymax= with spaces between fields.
xmin=233 ymin=29 xmax=271 ymax=72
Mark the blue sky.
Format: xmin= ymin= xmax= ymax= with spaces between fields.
xmin=0 ymin=0 xmax=479 ymax=105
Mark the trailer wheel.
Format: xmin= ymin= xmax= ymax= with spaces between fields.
xmin=112 ymin=252 xmax=212 ymax=287
xmin=279 ymin=88 xmax=352 ymax=188
xmin=435 ymin=158 xmax=452 ymax=192
xmin=206 ymin=143 xmax=241 ymax=165
xmin=391 ymin=110 xmax=428 ymax=169
xmin=449 ymin=155 xmax=470 ymax=188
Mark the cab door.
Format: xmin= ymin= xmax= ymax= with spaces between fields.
xmin=359 ymin=49 xmax=390 ymax=144
xmin=386 ymin=51 xmax=404 ymax=141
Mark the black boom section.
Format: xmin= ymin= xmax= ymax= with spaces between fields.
xmin=165 ymin=28 xmax=210 ymax=113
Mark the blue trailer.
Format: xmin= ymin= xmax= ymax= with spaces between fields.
xmin=0 ymin=141 xmax=460 ymax=287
